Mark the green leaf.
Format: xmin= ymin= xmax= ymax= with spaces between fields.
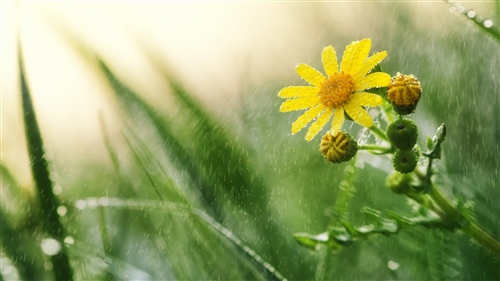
xmin=424 ymin=123 xmax=446 ymax=159
xmin=293 ymin=232 xmax=330 ymax=249
xmin=18 ymin=46 xmax=74 ymax=281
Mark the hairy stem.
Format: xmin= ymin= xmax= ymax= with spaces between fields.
xmin=368 ymin=124 xmax=388 ymax=141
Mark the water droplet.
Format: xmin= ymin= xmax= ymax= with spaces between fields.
xmin=344 ymin=165 xmax=355 ymax=174
xmin=64 ymin=236 xmax=75 ymax=245
xmin=0 ymin=257 xmax=19 ymax=279
xmin=57 ymin=205 xmax=67 ymax=216
xmin=467 ymin=10 xmax=476 ymax=18
xmin=44 ymin=261 xmax=53 ymax=270
xmin=53 ymin=184 xmax=62 ymax=195
xmin=40 ymin=238 xmax=62 ymax=256
xmin=87 ymin=199 xmax=98 ymax=209
xmin=75 ymin=200 xmax=87 ymax=210
xmin=388 ymin=260 xmax=399 ymax=270
xmin=98 ymin=197 xmax=110 ymax=206
xmin=484 ymin=19 xmax=493 ymax=28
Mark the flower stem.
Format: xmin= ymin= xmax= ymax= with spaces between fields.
xmin=358 ymin=144 xmax=393 ymax=154
xmin=368 ymin=125 xmax=389 ymax=141
xmin=427 ymin=183 xmax=500 ymax=257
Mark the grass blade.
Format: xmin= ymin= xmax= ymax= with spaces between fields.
xmin=18 ymin=47 xmax=74 ymax=281
xmin=76 ymin=197 xmax=288 ymax=281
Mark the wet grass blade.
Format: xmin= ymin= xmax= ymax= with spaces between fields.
xmin=78 ymin=197 xmax=288 ymax=281
xmin=0 ymin=208 xmax=40 ymax=280
xmin=18 ymin=47 xmax=74 ymax=281
xmin=97 ymin=61 xmax=217 ymax=211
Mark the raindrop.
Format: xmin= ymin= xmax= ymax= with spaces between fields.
xmin=343 ymin=165 xmax=355 ymax=175
xmin=98 ymin=197 xmax=110 ymax=206
xmin=483 ymin=19 xmax=493 ymax=28
xmin=57 ymin=205 xmax=67 ymax=216
xmin=388 ymin=260 xmax=399 ymax=270
xmin=339 ymin=180 xmax=350 ymax=191
xmin=40 ymin=238 xmax=62 ymax=256
xmin=87 ymin=199 xmax=98 ymax=209
xmin=75 ymin=200 xmax=87 ymax=210
xmin=466 ymin=10 xmax=476 ymax=18
xmin=53 ymin=184 xmax=62 ymax=195
xmin=0 ymin=257 xmax=19 ymax=280
xmin=44 ymin=261 xmax=53 ymax=270
xmin=64 ymin=236 xmax=75 ymax=245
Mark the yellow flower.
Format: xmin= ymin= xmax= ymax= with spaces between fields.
xmin=278 ymin=38 xmax=391 ymax=141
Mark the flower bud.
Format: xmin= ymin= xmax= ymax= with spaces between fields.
xmin=392 ymin=148 xmax=419 ymax=174
xmin=386 ymin=172 xmax=414 ymax=194
xmin=386 ymin=118 xmax=418 ymax=150
xmin=320 ymin=131 xmax=358 ymax=163
xmin=387 ymin=73 xmax=422 ymax=115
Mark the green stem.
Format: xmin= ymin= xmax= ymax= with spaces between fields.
xmin=368 ymin=125 xmax=388 ymax=141
xmin=315 ymin=245 xmax=331 ymax=281
xmin=413 ymin=166 xmax=500 ymax=257
xmin=428 ymin=183 xmax=500 ymax=257
xmin=381 ymin=99 xmax=395 ymax=123
xmin=358 ymin=144 xmax=393 ymax=154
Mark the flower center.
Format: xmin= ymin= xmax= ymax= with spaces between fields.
xmin=319 ymin=72 xmax=356 ymax=108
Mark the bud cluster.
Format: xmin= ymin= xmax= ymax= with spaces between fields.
xmin=385 ymin=73 xmax=423 ymax=174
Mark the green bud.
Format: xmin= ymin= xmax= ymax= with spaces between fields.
xmin=386 ymin=118 xmax=418 ymax=151
xmin=392 ymin=148 xmax=419 ymax=174
xmin=386 ymin=172 xmax=413 ymax=194
xmin=320 ymin=131 xmax=358 ymax=163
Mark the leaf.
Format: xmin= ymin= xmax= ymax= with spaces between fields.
xmin=18 ymin=46 xmax=74 ymax=281
xmin=293 ymin=232 xmax=331 ymax=250
xmin=424 ymin=123 xmax=446 ymax=159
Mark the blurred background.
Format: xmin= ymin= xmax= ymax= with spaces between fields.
xmin=1 ymin=1 xmax=499 ymax=280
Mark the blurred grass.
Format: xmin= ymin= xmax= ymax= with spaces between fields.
xmin=2 ymin=1 xmax=500 ymax=280
xmin=18 ymin=48 xmax=74 ymax=281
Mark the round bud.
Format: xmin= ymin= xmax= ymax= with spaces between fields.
xmin=386 ymin=118 xmax=418 ymax=150
xmin=385 ymin=172 xmax=414 ymax=194
xmin=320 ymin=131 xmax=358 ymax=163
xmin=392 ymin=148 xmax=419 ymax=174
xmin=387 ymin=73 xmax=422 ymax=115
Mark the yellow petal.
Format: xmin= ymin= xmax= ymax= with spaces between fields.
xmin=330 ymin=106 xmax=345 ymax=136
xmin=343 ymin=103 xmax=373 ymax=128
xmin=321 ymin=45 xmax=338 ymax=77
xmin=279 ymin=96 xmax=320 ymax=112
xmin=296 ymin=63 xmax=326 ymax=87
xmin=355 ymin=72 xmax=391 ymax=91
xmin=278 ymin=86 xmax=319 ymax=98
xmin=349 ymin=93 xmax=383 ymax=107
xmin=340 ymin=38 xmax=371 ymax=76
xmin=353 ymin=51 xmax=387 ymax=81
xmin=305 ymin=107 xmax=333 ymax=141
xmin=291 ymin=104 xmax=326 ymax=134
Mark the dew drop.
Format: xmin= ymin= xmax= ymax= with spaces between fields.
xmin=467 ymin=10 xmax=476 ymax=18
xmin=98 ymin=197 xmax=110 ymax=206
xmin=57 ymin=205 xmax=67 ymax=216
xmin=64 ymin=236 xmax=75 ymax=245
xmin=388 ymin=260 xmax=399 ymax=270
xmin=87 ymin=199 xmax=98 ymax=209
xmin=40 ymin=238 xmax=62 ymax=256
xmin=484 ymin=19 xmax=493 ymax=28
xmin=75 ymin=200 xmax=87 ymax=210
xmin=53 ymin=184 xmax=62 ymax=195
